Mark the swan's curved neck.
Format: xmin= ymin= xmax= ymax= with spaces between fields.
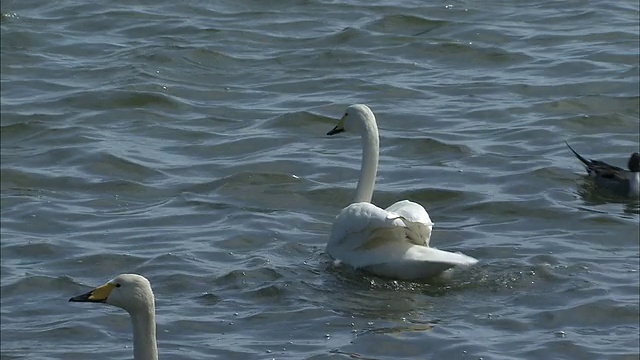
xmin=354 ymin=120 xmax=379 ymax=203
xmin=130 ymin=305 xmax=158 ymax=360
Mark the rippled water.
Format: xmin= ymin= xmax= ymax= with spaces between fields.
xmin=2 ymin=1 xmax=639 ymax=359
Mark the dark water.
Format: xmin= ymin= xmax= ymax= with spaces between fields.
xmin=1 ymin=1 xmax=639 ymax=359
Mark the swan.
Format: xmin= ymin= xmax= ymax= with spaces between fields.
xmin=325 ymin=104 xmax=478 ymax=280
xmin=565 ymin=141 xmax=640 ymax=197
xmin=69 ymin=273 xmax=158 ymax=360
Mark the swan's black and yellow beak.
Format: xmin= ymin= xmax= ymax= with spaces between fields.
xmin=327 ymin=114 xmax=346 ymax=136
xmin=69 ymin=282 xmax=115 ymax=303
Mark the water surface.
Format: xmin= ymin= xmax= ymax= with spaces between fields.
xmin=1 ymin=1 xmax=639 ymax=359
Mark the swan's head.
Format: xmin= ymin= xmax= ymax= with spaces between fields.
xmin=327 ymin=104 xmax=377 ymax=136
xmin=69 ymin=273 xmax=154 ymax=314
xmin=629 ymin=153 xmax=640 ymax=172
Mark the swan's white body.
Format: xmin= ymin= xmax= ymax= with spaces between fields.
xmin=70 ymin=274 xmax=158 ymax=360
xmin=326 ymin=104 xmax=477 ymax=280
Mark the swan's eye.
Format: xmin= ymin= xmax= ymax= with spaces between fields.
xmin=115 ymin=283 xmax=121 ymax=288
xmin=344 ymin=113 xmax=348 ymax=117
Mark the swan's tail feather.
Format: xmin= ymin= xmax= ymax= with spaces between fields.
xmin=350 ymin=241 xmax=478 ymax=279
xmin=404 ymin=246 xmax=478 ymax=266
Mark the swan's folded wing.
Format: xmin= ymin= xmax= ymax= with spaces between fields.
xmin=328 ymin=201 xmax=434 ymax=253
xmin=328 ymin=202 xmax=404 ymax=249
xmin=385 ymin=200 xmax=432 ymax=225
xmin=385 ymin=200 xmax=433 ymax=246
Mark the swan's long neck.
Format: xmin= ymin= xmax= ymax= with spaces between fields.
xmin=130 ymin=304 xmax=158 ymax=360
xmin=354 ymin=120 xmax=379 ymax=203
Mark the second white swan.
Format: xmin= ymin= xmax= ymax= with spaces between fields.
xmin=325 ymin=104 xmax=478 ymax=280
xmin=69 ymin=273 xmax=158 ymax=360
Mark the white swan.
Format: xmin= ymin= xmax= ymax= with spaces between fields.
xmin=69 ymin=274 xmax=158 ymax=360
xmin=325 ymin=104 xmax=478 ymax=280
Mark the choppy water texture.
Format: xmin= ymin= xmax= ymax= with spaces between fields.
xmin=2 ymin=1 xmax=639 ymax=359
